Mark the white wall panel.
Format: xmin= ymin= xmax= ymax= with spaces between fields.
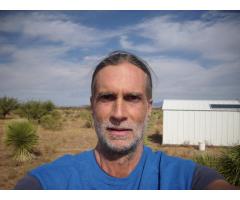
xmin=233 ymin=112 xmax=240 ymax=144
xmin=205 ymin=112 xmax=211 ymax=145
xmin=163 ymin=109 xmax=240 ymax=146
xmin=221 ymin=112 xmax=227 ymax=145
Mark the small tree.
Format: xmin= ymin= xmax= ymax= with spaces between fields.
xmin=19 ymin=100 xmax=55 ymax=123
xmin=0 ymin=96 xmax=19 ymax=119
xmin=4 ymin=120 xmax=39 ymax=162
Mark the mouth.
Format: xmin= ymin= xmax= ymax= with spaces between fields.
xmin=106 ymin=127 xmax=132 ymax=137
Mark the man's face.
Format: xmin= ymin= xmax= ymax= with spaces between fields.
xmin=91 ymin=62 xmax=152 ymax=153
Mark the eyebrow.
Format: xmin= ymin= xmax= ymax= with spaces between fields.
xmin=96 ymin=92 xmax=116 ymax=97
xmin=125 ymin=92 xmax=143 ymax=97
xmin=96 ymin=92 xmax=144 ymax=98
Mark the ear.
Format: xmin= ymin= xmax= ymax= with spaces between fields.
xmin=147 ymin=99 xmax=153 ymax=116
xmin=90 ymin=96 xmax=94 ymax=113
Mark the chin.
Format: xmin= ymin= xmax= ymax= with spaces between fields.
xmin=105 ymin=140 xmax=139 ymax=154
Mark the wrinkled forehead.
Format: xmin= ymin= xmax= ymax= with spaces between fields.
xmin=94 ymin=63 xmax=148 ymax=94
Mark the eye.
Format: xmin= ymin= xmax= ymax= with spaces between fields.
xmin=98 ymin=94 xmax=116 ymax=102
xmin=124 ymin=94 xmax=142 ymax=102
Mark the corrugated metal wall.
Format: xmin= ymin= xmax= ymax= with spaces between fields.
xmin=163 ymin=110 xmax=240 ymax=146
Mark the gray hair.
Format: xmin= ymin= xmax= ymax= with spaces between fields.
xmin=91 ymin=50 xmax=152 ymax=99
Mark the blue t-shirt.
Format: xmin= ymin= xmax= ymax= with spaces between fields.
xmin=28 ymin=146 xmax=196 ymax=190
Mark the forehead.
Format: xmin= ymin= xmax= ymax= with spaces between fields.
xmin=94 ymin=62 xmax=147 ymax=94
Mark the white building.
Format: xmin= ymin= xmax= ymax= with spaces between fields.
xmin=162 ymin=100 xmax=240 ymax=146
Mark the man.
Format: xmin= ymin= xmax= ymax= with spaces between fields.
xmin=15 ymin=51 xmax=237 ymax=190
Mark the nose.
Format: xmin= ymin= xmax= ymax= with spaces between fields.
xmin=110 ymin=98 xmax=127 ymax=125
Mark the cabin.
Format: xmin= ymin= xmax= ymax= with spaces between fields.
xmin=162 ymin=100 xmax=240 ymax=146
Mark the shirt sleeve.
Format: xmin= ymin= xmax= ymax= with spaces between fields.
xmin=14 ymin=175 xmax=43 ymax=190
xmin=191 ymin=164 xmax=225 ymax=190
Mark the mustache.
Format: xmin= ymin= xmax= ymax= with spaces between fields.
xmin=95 ymin=120 xmax=137 ymax=130
xmin=106 ymin=126 xmax=133 ymax=131
xmin=92 ymin=114 xmax=149 ymax=131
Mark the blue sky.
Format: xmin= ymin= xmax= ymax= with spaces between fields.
xmin=0 ymin=11 xmax=240 ymax=106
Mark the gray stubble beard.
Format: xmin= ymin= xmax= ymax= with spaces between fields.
xmin=93 ymin=114 xmax=148 ymax=156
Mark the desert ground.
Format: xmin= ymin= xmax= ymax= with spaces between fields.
xmin=0 ymin=108 xmax=225 ymax=189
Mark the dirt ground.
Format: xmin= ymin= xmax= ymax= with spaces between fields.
xmin=0 ymin=108 xmax=224 ymax=189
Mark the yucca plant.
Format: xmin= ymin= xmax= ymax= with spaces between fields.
xmin=217 ymin=145 xmax=240 ymax=186
xmin=4 ymin=120 xmax=39 ymax=162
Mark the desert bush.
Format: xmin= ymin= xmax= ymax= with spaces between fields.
xmin=217 ymin=145 xmax=240 ymax=186
xmin=146 ymin=109 xmax=162 ymax=136
xmin=4 ymin=120 xmax=39 ymax=162
xmin=78 ymin=109 xmax=91 ymax=119
xmin=78 ymin=109 xmax=93 ymax=128
xmin=193 ymin=145 xmax=240 ymax=186
xmin=64 ymin=110 xmax=72 ymax=116
xmin=0 ymin=96 xmax=19 ymax=119
xmin=83 ymin=120 xmax=93 ymax=128
xmin=193 ymin=153 xmax=218 ymax=170
xmin=40 ymin=110 xmax=62 ymax=130
xmin=154 ymin=127 xmax=161 ymax=134
xmin=19 ymin=100 xmax=55 ymax=123
xmin=143 ymin=135 xmax=151 ymax=146
xmin=82 ymin=115 xmax=94 ymax=128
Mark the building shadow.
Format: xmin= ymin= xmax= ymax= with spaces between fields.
xmin=147 ymin=133 xmax=163 ymax=145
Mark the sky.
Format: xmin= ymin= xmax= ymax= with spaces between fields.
xmin=0 ymin=10 xmax=240 ymax=106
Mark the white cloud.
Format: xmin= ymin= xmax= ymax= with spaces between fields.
xmin=0 ymin=43 xmax=93 ymax=105
xmin=147 ymin=56 xmax=240 ymax=100
xmin=119 ymin=35 xmax=157 ymax=53
xmin=0 ymin=12 xmax=120 ymax=48
xmin=122 ymin=13 xmax=240 ymax=62
xmin=0 ymin=12 xmax=114 ymax=105
xmin=1 ymin=11 xmax=240 ymax=105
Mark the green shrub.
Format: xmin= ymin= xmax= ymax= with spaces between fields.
xmin=0 ymin=96 xmax=19 ymax=119
xmin=64 ymin=110 xmax=72 ymax=116
xmin=217 ymin=145 xmax=240 ymax=186
xmin=143 ymin=135 xmax=151 ymax=146
xmin=4 ymin=120 xmax=39 ymax=162
xmin=40 ymin=110 xmax=62 ymax=130
xmin=19 ymin=100 xmax=55 ymax=123
xmin=79 ymin=109 xmax=93 ymax=128
xmin=82 ymin=120 xmax=93 ymax=128
xmin=193 ymin=145 xmax=240 ymax=186
xmin=193 ymin=153 xmax=218 ymax=170
xmin=147 ymin=109 xmax=162 ymax=131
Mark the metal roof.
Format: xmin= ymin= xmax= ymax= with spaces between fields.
xmin=162 ymin=99 xmax=240 ymax=111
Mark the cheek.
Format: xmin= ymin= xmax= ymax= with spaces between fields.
xmin=93 ymin=103 xmax=112 ymax=121
xmin=127 ymin=104 xmax=149 ymax=123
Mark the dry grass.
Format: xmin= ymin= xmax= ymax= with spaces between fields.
xmin=0 ymin=109 xmax=97 ymax=189
xmin=0 ymin=108 xmax=224 ymax=189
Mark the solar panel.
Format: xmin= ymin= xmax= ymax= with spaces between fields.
xmin=210 ymin=104 xmax=240 ymax=109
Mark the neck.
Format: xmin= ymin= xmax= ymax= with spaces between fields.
xmin=94 ymin=143 xmax=144 ymax=178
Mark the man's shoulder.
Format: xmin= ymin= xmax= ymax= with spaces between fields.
xmin=144 ymin=146 xmax=196 ymax=173
xmin=26 ymin=149 xmax=94 ymax=189
xmin=32 ymin=149 xmax=93 ymax=171
xmin=144 ymin=145 xmax=195 ymax=166
xmin=144 ymin=146 xmax=196 ymax=189
xmin=52 ymin=149 xmax=93 ymax=165
xmin=192 ymin=164 xmax=225 ymax=189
